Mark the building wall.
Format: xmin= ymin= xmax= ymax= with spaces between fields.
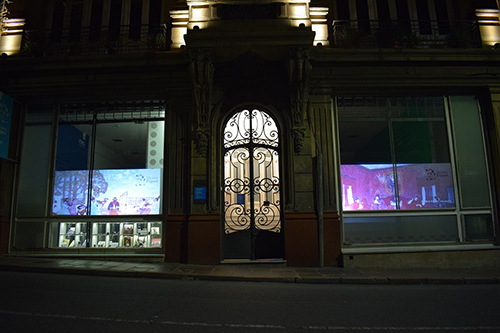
xmin=0 ymin=0 xmax=499 ymax=267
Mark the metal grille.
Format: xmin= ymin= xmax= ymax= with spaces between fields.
xmin=223 ymin=109 xmax=281 ymax=234
xmin=337 ymin=96 xmax=445 ymax=121
xmin=59 ymin=100 xmax=165 ymax=123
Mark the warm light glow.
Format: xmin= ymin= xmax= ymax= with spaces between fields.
xmin=292 ymin=19 xmax=310 ymax=28
xmin=191 ymin=6 xmax=210 ymax=22
xmin=310 ymin=6 xmax=329 ymax=46
xmin=289 ymin=4 xmax=308 ymax=19
xmin=476 ymin=9 xmax=500 ymax=47
xmin=0 ymin=18 xmax=25 ymax=55
xmin=170 ymin=9 xmax=189 ymax=49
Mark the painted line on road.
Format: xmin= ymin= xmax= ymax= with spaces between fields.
xmin=2 ymin=310 xmax=499 ymax=331
xmin=304 ymin=326 xmax=500 ymax=331
xmin=0 ymin=310 xmax=285 ymax=329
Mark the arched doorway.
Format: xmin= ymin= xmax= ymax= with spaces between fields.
xmin=222 ymin=108 xmax=284 ymax=260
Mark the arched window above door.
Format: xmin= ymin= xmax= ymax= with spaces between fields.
xmin=223 ymin=109 xmax=279 ymax=149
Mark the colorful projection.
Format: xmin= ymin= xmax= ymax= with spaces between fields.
xmin=341 ymin=163 xmax=455 ymax=211
xmin=53 ymin=168 xmax=161 ymax=216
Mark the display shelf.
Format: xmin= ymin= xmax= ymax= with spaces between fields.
xmin=58 ymin=222 xmax=88 ymax=247
xmin=57 ymin=221 xmax=162 ymax=248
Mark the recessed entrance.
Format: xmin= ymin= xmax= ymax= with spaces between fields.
xmin=222 ymin=108 xmax=284 ymax=260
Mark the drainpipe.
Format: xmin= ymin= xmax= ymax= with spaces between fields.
xmin=317 ymin=152 xmax=324 ymax=267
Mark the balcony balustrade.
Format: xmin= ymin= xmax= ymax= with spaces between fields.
xmin=332 ymin=20 xmax=481 ymax=49
xmin=21 ymin=24 xmax=168 ymax=57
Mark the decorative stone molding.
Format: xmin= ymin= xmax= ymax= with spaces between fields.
xmin=195 ymin=128 xmax=209 ymax=156
xmin=189 ymin=48 xmax=214 ymax=156
xmin=289 ymin=47 xmax=311 ymax=153
xmin=291 ymin=127 xmax=306 ymax=154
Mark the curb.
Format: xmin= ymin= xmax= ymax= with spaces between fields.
xmin=2 ymin=263 xmax=500 ymax=284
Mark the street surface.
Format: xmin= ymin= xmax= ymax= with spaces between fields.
xmin=0 ymin=271 xmax=499 ymax=332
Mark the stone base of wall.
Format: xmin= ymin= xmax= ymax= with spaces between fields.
xmin=343 ymin=248 xmax=500 ymax=268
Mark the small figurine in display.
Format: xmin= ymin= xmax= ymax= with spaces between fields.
xmin=76 ymin=204 xmax=87 ymax=215
xmin=352 ymin=197 xmax=360 ymax=210
xmin=372 ymin=194 xmax=383 ymax=210
xmin=108 ymin=197 xmax=120 ymax=215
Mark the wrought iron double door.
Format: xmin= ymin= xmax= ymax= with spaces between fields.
xmin=222 ymin=109 xmax=283 ymax=260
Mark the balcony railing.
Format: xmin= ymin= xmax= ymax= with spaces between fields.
xmin=21 ymin=24 xmax=168 ymax=57
xmin=332 ymin=20 xmax=481 ymax=49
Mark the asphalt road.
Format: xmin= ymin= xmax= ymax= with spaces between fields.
xmin=0 ymin=271 xmax=499 ymax=333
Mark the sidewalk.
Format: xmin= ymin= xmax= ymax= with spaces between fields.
xmin=1 ymin=255 xmax=499 ymax=284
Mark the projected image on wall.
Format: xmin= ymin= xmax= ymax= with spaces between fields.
xmin=53 ymin=168 xmax=161 ymax=216
xmin=341 ymin=163 xmax=455 ymax=211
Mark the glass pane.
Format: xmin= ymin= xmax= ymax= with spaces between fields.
xmin=53 ymin=124 xmax=92 ymax=216
xmin=224 ymin=147 xmax=251 ymax=233
xmin=344 ymin=215 xmax=458 ymax=244
xmin=449 ymin=96 xmax=491 ymax=208
xmin=464 ymin=214 xmax=495 ymax=241
xmin=253 ymin=147 xmax=280 ymax=232
xmin=15 ymin=222 xmax=46 ymax=248
xmin=338 ymin=97 xmax=393 ymax=211
xmin=90 ymin=121 xmax=163 ymax=216
xmin=392 ymin=97 xmax=455 ymax=210
xmin=17 ymin=125 xmax=52 ymax=216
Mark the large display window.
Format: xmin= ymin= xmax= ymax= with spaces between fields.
xmin=339 ymin=97 xmax=454 ymax=211
xmin=338 ymin=96 xmax=494 ymax=245
xmin=48 ymin=102 xmax=165 ymax=250
xmin=52 ymin=110 xmax=164 ymax=217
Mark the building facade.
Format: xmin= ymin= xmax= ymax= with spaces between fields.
xmin=1 ymin=0 xmax=500 ymax=267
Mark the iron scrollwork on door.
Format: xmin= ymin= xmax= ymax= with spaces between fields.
xmin=223 ymin=109 xmax=281 ymax=234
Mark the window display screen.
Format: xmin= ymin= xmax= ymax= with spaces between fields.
xmin=53 ymin=168 xmax=161 ymax=215
xmin=341 ymin=163 xmax=455 ymax=211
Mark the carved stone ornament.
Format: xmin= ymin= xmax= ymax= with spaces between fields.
xmin=189 ymin=48 xmax=214 ymax=157
xmin=195 ymin=128 xmax=209 ymax=156
xmin=291 ymin=127 xmax=305 ymax=154
xmin=289 ymin=47 xmax=311 ymax=153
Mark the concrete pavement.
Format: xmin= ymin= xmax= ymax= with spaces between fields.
xmin=1 ymin=255 xmax=499 ymax=284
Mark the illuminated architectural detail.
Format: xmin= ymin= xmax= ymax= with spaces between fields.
xmin=289 ymin=47 xmax=311 ymax=153
xmin=223 ymin=109 xmax=281 ymax=235
xmin=0 ymin=0 xmax=24 ymax=55
xmin=170 ymin=0 xmax=325 ymax=49
xmin=190 ymin=48 xmax=214 ymax=156
xmin=170 ymin=9 xmax=189 ymax=49
xmin=310 ymin=6 xmax=329 ymax=46
xmin=476 ymin=9 xmax=500 ymax=47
